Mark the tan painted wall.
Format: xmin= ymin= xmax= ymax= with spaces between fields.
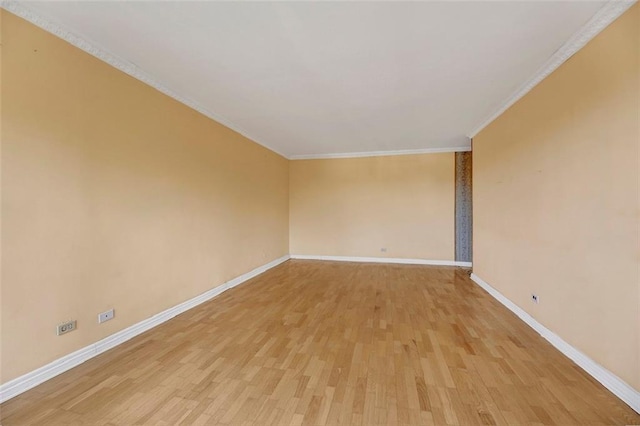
xmin=0 ymin=10 xmax=4 ymax=383
xmin=290 ymin=154 xmax=455 ymax=261
xmin=1 ymin=11 xmax=289 ymax=383
xmin=473 ymin=4 xmax=639 ymax=390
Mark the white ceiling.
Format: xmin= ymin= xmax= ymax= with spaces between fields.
xmin=19 ymin=1 xmax=611 ymax=158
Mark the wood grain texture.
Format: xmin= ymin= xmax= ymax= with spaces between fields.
xmin=1 ymin=260 xmax=638 ymax=425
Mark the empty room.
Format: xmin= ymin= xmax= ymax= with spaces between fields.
xmin=1 ymin=1 xmax=638 ymax=425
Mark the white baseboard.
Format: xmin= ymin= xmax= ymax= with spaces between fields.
xmin=290 ymin=254 xmax=471 ymax=268
xmin=470 ymin=273 xmax=640 ymax=414
xmin=0 ymin=255 xmax=290 ymax=404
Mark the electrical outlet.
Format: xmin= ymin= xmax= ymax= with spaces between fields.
xmin=57 ymin=320 xmax=77 ymax=336
xmin=380 ymin=248 xmax=387 ymax=252
xmin=531 ymin=294 xmax=539 ymax=304
xmin=98 ymin=309 xmax=115 ymax=324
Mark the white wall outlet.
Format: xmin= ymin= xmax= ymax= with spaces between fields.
xmin=56 ymin=320 xmax=77 ymax=335
xmin=531 ymin=294 xmax=539 ymax=304
xmin=98 ymin=309 xmax=115 ymax=324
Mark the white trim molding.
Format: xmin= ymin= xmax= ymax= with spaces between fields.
xmin=0 ymin=0 xmax=471 ymax=162
xmin=3 ymin=1 xmax=635 ymax=159
xmin=291 ymin=254 xmax=471 ymax=268
xmin=0 ymin=1 xmax=288 ymax=159
xmin=470 ymin=273 xmax=640 ymax=414
xmin=467 ymin=0 xmax=636 ymax=138
xmin=0 ymin=255 xmax=290 ymax=404
xmin=290 ymin=146 xmax=471 ymax=161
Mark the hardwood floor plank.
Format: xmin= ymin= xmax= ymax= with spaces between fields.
xmin=1 ymin=260 xmax=638 ymax=425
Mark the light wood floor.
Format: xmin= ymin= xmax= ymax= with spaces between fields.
xmin=1 ymin=260 xmax=638 ymax=425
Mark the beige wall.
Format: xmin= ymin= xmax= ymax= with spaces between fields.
xmin=0 ymin=9 xmax=4 ymax=384
xmin=290 ymin=154 xmax=455 ymax=261
xmin=3 ymin=1 xmax=637 ymax=396
xmin=1 ymin=11 xmax=289 ymax=383
xmin=473 ymin=4 xmax=639 ymax=391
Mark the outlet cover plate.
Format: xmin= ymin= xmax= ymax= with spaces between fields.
xmin=57 ymin=320 xmax=77 ymax=336
xmin=98 ymin=309 xmax=115 ymax=324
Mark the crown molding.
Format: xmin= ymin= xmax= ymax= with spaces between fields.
xmin=467 ymin=0 xmax=636 ymax=138
xmin=2 ymin=0 xmax=467 ymax=161
xmin=290 ymin=146 xmax=471 ymax=160
xmin=0 ymin=0 xmax=288 ymax=159
xmin=5 ymin=1 xmax=631 ymax=158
